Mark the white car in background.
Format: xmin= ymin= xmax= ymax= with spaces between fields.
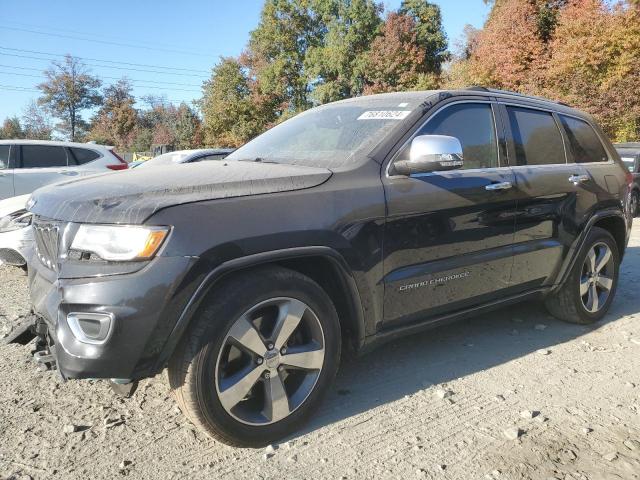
xmin=0 ymin=194 xmax=32 ymax=267
xmin=0 ymin=140 xmax=128 ymax=200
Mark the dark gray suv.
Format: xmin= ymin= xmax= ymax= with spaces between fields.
xmin=18 ymin=88 xmax=632 ymax=447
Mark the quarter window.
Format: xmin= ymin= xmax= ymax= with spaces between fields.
xmin=405 ymin=103 xmax=499 ymax=169
xmin=70 ymin=147 xmax=100 ymax=164
xmin=559 ymin=115 xmax=608 ymax=163
xmin=506 ymin=107 xmax=566 ymax=166
xmin=0 ymin=145 xmax=9 ymax=169
xmin=20 ymin=145 xmax=68 ymax=168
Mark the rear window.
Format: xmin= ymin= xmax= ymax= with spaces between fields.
xmin=0 ymin=145 xmax=9 ymax=169
xmin=70 ymin=147 xmax=101 ymax=164
xmin=559 ymin=115 xmax=608 ymax=163
xmin=506 ymin=107 xmax=566 ymax=166
xmin=20 ymin=145 xmax=68 ymax=168
xmin=621 ymin=157 xmax=636 ymax=172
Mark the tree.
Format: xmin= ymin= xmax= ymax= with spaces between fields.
xmin=544 ymin=0 xmax=640 ymax=140
xmin=22 ymin=100 xmax=53 ymax=140
xmin=0 ymin=117 xmax=25 ymax=139
xmin=201 ymin=57 xmax=270 ymax=147
xmin=304 ymin=0 xmax=384 ymax=103
xmin=89 ymin=78 xmax=137 ymax=149
xmin=242 ymin=0 xmax=319 ymax=116
xmin=37 ymin=54 xmax=102 ymax=141
xmin=398 ymin=0 xmax=448 ymax=73
xmin=363 ymin=12 xmax=438 ymax=94
xmin=174 ymin=103 xmax=203 ymax=149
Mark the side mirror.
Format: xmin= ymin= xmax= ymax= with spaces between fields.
xmin=394 ymin=135 xmax=464 ymax=176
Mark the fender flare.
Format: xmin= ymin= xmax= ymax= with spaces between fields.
xmin=153 ymin=246 xmax=366 ymax=373
xmin=551 ymin=208 xmax=628 ymax=293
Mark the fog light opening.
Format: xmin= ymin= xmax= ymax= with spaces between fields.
xmin=67 ymin=312 xmax=114 ymax=345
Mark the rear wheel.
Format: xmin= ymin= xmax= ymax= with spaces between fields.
xmin=631 ymin=190 xmax=639 ymax=217
xmin=168 ymin=266 xmax=341 ymax=447
xmin=545 ymin=227 xmax=619 ymax=324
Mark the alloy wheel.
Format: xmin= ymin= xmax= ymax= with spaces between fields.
xmin=580 ymin=242 xmax=614 ymax=313
xmin=215 ymin=297 xmax=325 ymax=426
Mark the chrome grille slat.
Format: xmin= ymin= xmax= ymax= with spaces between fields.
xmin=33 ymin=218 xmax=61 ymax=271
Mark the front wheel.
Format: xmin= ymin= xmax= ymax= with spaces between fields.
xmin=167 ymin=266 xmax=341 ymax=447
xmin=545 ymin=227 xmax=619 ymax=324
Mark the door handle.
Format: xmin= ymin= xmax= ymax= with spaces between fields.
xmin=60 ymin=170 xmax=79 ymax=176
xmin=485 ymin=181 xmax=513 ymax=191
xmin=569 ymin=174 xmax=589 ymax=184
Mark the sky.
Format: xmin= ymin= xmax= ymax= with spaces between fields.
xmin=0 ymin=0 xmax=491 ymax=119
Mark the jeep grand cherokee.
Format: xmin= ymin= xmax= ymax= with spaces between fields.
xmin=20 ymin=88 xmax=632 ymax=447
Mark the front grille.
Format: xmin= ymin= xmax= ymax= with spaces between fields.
xmin=33 ymin=220 xmax=60 ymax=270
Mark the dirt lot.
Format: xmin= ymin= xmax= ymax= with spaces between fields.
xmin=1 ymin=227 xmax=639 ymax=480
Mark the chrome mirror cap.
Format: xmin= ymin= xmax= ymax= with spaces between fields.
xmin=394 ymin=135 xmax=464 ymax=175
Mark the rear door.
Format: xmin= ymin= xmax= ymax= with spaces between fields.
xmin=13 ymin=144 xmax=78 ymax=196
xmin=382 ymin=100 xmax=519 ymax=325
xmin=502 ymin=103 xmax=598 ymax=290
xmin=0 ymin=144 xmax=14 ymax=200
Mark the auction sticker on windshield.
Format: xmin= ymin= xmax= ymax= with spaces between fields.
xmin=358 ymin=110 xmax=411 ymax=120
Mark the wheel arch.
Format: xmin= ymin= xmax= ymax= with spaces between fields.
xmin=153 ymin=247 xmax=366 ymax=374
xmin=552 ymin=208 xmax=629 ymax=293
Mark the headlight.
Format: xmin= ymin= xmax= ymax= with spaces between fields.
xmin=70 ymin=225 xmax=169 ymax=261
xmin=0 ymin=210 xmax=33 ymax=233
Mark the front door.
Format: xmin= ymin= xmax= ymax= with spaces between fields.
xmin=382 ymin=101 xmax=519 ymax=325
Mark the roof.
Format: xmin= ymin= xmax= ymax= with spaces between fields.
xmin=0 ymin=139 xmax=114 ymax=150
xmin=330 ymin=87 xmax=585 ymax=118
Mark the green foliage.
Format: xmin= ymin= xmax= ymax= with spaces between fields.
xmin=201 ymin=57 xmax=270 ymax=147
xmin=304 ymin=0 xmax=384 ymax=103
xmin=37 ymin=55 xmax=102 ymax=141
xmin=89 ymin=78 xmax=137 ymax=149
xmin=399 ymin=0 xmax=449 ymax=72
xmin=22 ymin=101 xmax=53 ymax=140
xmin=0 ymin=117 xmax=25 ymax=139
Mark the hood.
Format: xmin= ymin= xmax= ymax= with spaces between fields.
xmin=0 ymin=194 xmax=30 ymax=217
xmin=28 ymin=161 xmax=332 ymax=224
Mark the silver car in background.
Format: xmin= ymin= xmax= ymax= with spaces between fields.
xmin=0 ymin=194 xmax=32 ymax=267
xmin=134 ymin=148 xmax=234 ymax=168
xmin=0 ymin=140 xmax=128 ymax=200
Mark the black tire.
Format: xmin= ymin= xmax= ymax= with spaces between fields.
xmin=631 ymin=190 xmax=639 ymax=217
xmin=545 ymin=227 xmax=619 ymax=325
xmin=167 ymin=266 xmax=341 ymax=447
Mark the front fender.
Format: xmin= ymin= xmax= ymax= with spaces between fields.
xmin=151 ymin=246 xmax=366 ymax=374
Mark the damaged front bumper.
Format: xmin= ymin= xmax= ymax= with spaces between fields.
xmin=27 ymin=253 xmax=197 ymax=381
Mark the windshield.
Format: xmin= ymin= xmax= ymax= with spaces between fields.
xmin=621 ymin=156 xmax=636 ymax=172
xmin=226 ymin=93 xmax=429 ymax=168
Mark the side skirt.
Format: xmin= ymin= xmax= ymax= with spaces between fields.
xmin=359 ymin=288 xmax=548 ymax=355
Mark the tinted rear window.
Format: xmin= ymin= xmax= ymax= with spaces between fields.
xmin=559 ymin=115 xmax=608 ymax=163
xmin=507 ymin=107 xmax=566 ymax=166
xmin=0 ymin=145 xmax=9 ymax=169
xmin=70 ymin=147 xmax=101 ymax=164
xmin=21 ymin=145 xmax=68 ymax=168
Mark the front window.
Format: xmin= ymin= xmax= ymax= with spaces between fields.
xmin=226 ymin=95 xmax=426 ymax=169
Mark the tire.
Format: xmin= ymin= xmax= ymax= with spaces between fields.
xmin=167 ymin=265 xmax=341 ymax=447
xmin=545 ymin=227 xmax=619 ymax=325
xmin=631 ymin=190 xmax=639 ymax=217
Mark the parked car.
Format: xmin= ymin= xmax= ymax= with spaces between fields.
xmin=0 ymin=140 xmax=128 ymax=200
xmin=134 ymin=148 xmax=235 ymax=168
xmin=614 ymin=142 xmax=640 ymax=216
xmin=17 ymin=88 xmax=631 ymax=447
xmin=0 ymin=194 xmax=31 ymax=267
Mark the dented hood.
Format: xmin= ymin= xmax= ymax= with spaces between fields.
xmin=27 ymin=161 xmax=332 ymax=224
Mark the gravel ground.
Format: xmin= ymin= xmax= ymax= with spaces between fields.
xmin=1 ymin=227 xmax=640 ymax=480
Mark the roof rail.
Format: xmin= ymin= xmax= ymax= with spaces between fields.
xmin=463 ymin=86 xmax=570 ymax=107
